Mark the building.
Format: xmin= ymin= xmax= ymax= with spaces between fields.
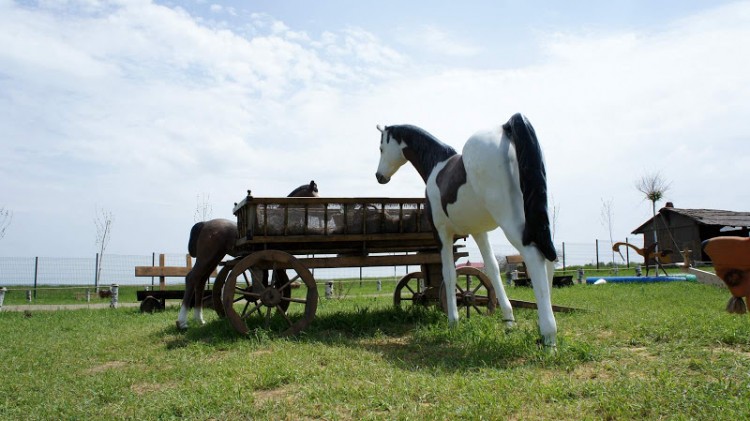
xmin=632 ymin=202 xmax=750 ymax=263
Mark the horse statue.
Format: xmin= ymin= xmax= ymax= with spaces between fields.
xmin=703 ymin=236 xmax=750 ymax=314
xmin=375 ymin=113 xmax=558 ymax=347
xmin=177 ymin=180 xmax=319 ymax=330
xmin=612 ymin=241 xmax=673 ymax=276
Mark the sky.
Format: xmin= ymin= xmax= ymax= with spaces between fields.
xmin=1 ymin=0 xmax=749 ymax=258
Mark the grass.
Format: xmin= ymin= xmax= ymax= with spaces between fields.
xmin=1 ymin=280 xmax=749 ymax=420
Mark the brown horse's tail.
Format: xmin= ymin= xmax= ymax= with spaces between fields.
xmin=188 ymin=222 xmax=204 ymax=258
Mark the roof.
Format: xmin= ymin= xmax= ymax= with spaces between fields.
xmin=632 ymin=207 xmax=750 ymax=234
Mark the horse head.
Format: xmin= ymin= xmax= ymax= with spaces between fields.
xmin=308 ymin=180 xmax=319 ymax=196
xmin=375 ymin=125 xmax=407 ymax=184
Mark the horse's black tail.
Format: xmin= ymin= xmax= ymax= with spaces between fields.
xmin=503 ymin=113 xmax=557 ymax=262
xmin=188 ymin=221 xmax=204 ymax=258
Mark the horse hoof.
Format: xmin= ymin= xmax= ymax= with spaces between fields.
xmin=503 ymin=320 xmax=516 ymax=329
xmin=176 ymin=321 xmax=188 ymax=331
xmin=536 ymin=338 xmax=557 ymax=352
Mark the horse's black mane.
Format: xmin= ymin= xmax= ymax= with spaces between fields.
xmin=386 ymin=125 xmax=457 ymax=182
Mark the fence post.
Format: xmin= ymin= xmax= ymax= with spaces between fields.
xmin=110 ymin=284 xmax=119 ymax=308
xmin=377 ymin=279 xmax=382 ymax=291
xmin=562 ymin=242 xmax=566 ymax=271
xmin=34 ymin=256 xmax=39 ymax=299
xmin=625 ymin=237 xmax=630 ymax=268
xmin=0 ymin=287 xmax=6 ymax=310
xmin=325 ymin=281 xmax=333 ymax=299
xmin=577 ymin=268 xmax=584 ymax=284
xmin=595 ymin=239 xmax=600 ymax=270
xmin=26 ymin=290 xmax=32 ymax=302
xmin=86 ymin=288 xmax=91 ymax=303
xmin=151 ymin=252 xmax=156 ymax=287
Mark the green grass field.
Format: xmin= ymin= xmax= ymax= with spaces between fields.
xmin=1 ymin=278 xmax=749 ymax=420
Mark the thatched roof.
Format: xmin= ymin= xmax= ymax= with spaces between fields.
xmin=632 ymin=207 xmax=750 ymax=234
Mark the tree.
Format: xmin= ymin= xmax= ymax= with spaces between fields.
xmin=0 ymin=207 xmax=11 ymax=240
xmin=549 ymin=193 xmax=560 ymax=243
xmin=635 ymin=172 xmax=671 ymax=270
xmin=194 ymin=193 xmax=213 ymax=222
xmin=600 ymin=198 xmax=616 ymax=265
xmin=95 ymin=207 xmax=114 ymax=288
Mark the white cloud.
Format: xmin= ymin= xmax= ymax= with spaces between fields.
xmin=399 ymin=24 xmax=482 ymax=57
xmin=0 ymin=0 xmax=748 ymax=259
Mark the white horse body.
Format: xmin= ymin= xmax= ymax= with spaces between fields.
xmin=376 ymin=116 xmax=557 ymax=347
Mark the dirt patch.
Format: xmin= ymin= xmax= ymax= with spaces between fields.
xmin=254 ymin=386 xmax=293 ymax=405
xmin=712 ymin=346 xmax=750 ymax=359
xmin=131 ymin=381 xmax=178 ymax=395
xmin=85 ymin=361 xmax=128 ymax=374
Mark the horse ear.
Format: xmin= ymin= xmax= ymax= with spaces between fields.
xmin=376 ymin=124 xmax=384 ymax=133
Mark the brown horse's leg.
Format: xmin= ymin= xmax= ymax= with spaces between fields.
xmin=177 ymin=256 xmax=222 ymax=329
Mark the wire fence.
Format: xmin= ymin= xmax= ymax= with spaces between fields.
xmin=0 ymin=239 xmax=647 ymax=288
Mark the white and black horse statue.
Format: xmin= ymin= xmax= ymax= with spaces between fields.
xmin=375 ymin=113 xmax=558 ymax=347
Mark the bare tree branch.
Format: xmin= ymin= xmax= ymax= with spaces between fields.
xmin=0 ymin=207 xmax=12 ymax=240
xmin=95 ymin=207 xmax=114 ymax=285
xmin=600 ymin=198 xmax=616 ymax=264
xmin=635 ymin=171 xmax=671 ymax=213
xmin=194 ymin=193 xmax=213 ymax=222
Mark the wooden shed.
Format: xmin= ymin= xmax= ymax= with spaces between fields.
xmin=632 ymin=203 xmax=750 ymax=263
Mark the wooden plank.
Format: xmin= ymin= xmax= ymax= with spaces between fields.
xmin=509 ymin=299 xmax=579 ymax=313
xmin=135 ymin=266 xmax=193 ymax=277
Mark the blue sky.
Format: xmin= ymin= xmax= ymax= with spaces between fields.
xmin=1 ymin=0 xmax=748 ymax=259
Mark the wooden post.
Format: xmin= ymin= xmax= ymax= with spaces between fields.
xmin=595 ymin=239 xmax=600 ymax=270
xmin=159 ymin=254 xmax=166 ymax=291
xmin=377 ymin=280 xmax=382 ymax=291
xmin=625 ymin=237 xmax=630 ymax=268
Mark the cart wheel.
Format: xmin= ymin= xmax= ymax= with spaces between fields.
xmin=223 ymin=250 xmax=318 ymax=336
xmin=140 ymin=295 xmax=164 ymax=313
xmin=211 ymin=265 xmax=232 ymax=318
xmin=393 ymin=272 xmax=430 ymax=307
xmin=213 ymin=266 xmax=291 ymax=316
xmin=439 ymin=267 xmax=497 ymax=317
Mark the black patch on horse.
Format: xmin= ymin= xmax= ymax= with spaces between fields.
xmin=503 ymin=113 xmax=556 ymax=261
xmin=386 ymin=125 xmax=457 ymax=182
xmin=435 ymin=154 xmax=467 ymax=217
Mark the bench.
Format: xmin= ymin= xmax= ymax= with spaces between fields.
xmin=134 ymin=254 xmax=217 ymax=312
xmin=505 ymin=254 xmax=572 ymax=287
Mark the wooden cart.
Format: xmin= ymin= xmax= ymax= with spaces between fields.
xmin=209 ymin=193 xmax=501 ymax=336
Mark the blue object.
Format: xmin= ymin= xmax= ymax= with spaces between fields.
xmin=585 ymin=275 xmax=697 ymax=284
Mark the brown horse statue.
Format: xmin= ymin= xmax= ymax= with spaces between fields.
xmin=612 ymin=241 xmax=673 ymax=276
xmin=703 ymin=236 xmax=750 ymax=314
xmin=177 ymin=180 xmax=319 ymax=329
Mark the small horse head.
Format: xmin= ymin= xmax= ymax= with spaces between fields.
xmin=288 ymin=180 xmax=319 ymax=197
xmin=308 ymin=180 xmax=319 ymax=196
xmin=375 ymin=124 xmax=407 ymax=184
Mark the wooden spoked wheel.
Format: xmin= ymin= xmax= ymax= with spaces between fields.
xmin=439 ymin=266 xmax=497 ymax=317
xmin=393 ymin=272 xmax=430 ymax=307
xmin=222 ymin=250 xmax=318 ymax=336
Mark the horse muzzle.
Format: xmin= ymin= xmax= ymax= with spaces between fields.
xmin=376 ymin=173 xmax=390 ymax=184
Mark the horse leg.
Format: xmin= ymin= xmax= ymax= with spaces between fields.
xmin=439 ymin=230 xmax=460 ymax=326
xmin=177 ymin=257 xmax=218 ymax=329
xmin=177 ymin=271 xmax=195 ymax=330
xmin=501 ymin=225 xmax=557 ymax=347
xmin=472 ymin=232 xmax=515 ymax=326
